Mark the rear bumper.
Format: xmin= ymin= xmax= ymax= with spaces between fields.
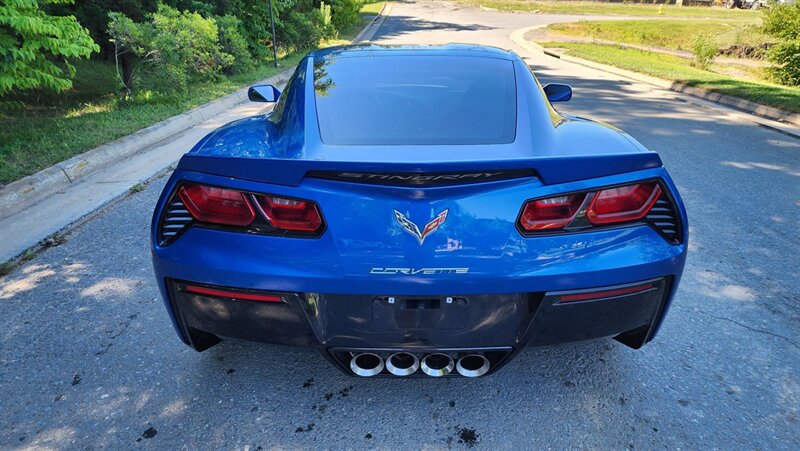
xmin=164 ymin=277 xmax=673 ymax=376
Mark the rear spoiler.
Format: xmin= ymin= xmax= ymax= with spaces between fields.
xmin=177 ymin=152 xmax=663 ymax=187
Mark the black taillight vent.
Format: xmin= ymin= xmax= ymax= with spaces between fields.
xmin=645 ymin=191 xmax=682 ymax=244
xmin=158 ymin=194 xmax=193 ymax=245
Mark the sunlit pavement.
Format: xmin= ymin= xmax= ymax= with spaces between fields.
xmin=1 ymin=1 xmax=798 ymax=448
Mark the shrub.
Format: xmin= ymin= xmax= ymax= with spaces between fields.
xmin=215 ymin=14 xmax=253 ymax=73
xmin=762 ymin=2 xmax=800 ymax=86
xmin=691 ymin=33 xmax=718 ymax=70
xmin=331 ymin=0 xmax=362 ymax=32
xmin=280 ymin=7 xmax=328 ymax=50
xmin=108 ymin=5 xmax=233 ymax=95
xmin=0 ymin=0 xmax=99 ymax=96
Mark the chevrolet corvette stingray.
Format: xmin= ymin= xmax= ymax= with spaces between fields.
xmin=151 ymin=45 xmax=688 ymax=377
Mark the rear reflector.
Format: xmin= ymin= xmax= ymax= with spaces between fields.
xmin=586 ymin=183 xmax=661 ymax=225
xmin=519 ymin=193 xmax=586 ymax=231
xmin=178 ymin=184 xmax=256 ymax=227
xmin=557 ymin=283 xmax=655 ymax=303
xmin=184 ymin=285 xmax=283 ymax=303
xmin=255 ymin=195 xmax=323 ymax=232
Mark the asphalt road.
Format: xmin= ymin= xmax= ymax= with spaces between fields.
xmin=2 ymin=1 xmax=799 ymax=449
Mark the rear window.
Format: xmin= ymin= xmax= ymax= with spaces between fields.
xmin=313 ymin=56 xmax=517 ymax=145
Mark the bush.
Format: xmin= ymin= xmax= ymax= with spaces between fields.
xmin=331 ymin=0 xmax=362 ymax=32
xmin=691 ymin=33 xmax=717 ymax=70
xmin=0 ymin=0 xmax=99 ymax=97
xmin=280 ymin=7 xmax=329 ymax=50
xmin=762 ymin=2 xmax=800 ymax=86
xmin=215 ymin=14 xmax=253 ymax=73
xmin=108 ymin=5 xmax=233 ymax=95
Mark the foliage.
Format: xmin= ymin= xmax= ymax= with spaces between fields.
xmin=691 ymin=33 xmax=718 ymax=70
xmin=331 ymin=0 xmax=362 ymax=32
xmin=0 ymin=0 xmax=99 ymax=96
xmin=280 ymin=6 xmax=330 ymax=50
xmin=50 ymin=0 xmax=158 ymax=57
xmin=215 ymin=14 xmax=253 ymax=73
xmin=108 ymin=5 xmax=233 ymax=94
xmin=762 ymin=2 xmax=800 ymax=86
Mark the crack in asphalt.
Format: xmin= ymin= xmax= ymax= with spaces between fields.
xmin=684 ymin=307 xmax=800 ymax=351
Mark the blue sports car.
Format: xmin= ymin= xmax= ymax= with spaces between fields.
xmin=151 ymin=45 xmax=687 ymax=378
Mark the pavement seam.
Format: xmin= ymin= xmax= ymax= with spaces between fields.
xmin=58 ymin=167 xmax=72 ymax=184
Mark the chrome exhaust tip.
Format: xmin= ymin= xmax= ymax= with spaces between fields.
xmin=420 ymin=353 xmax=455 ymax=377
xmin=350 ymin=353 xmax=384 ymax=377
xmin=385 ymin=352 xmax=420 ymax=376
xmin=456 ymin=354 xmax=490 ymax=378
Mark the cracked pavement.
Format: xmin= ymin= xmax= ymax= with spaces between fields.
xmin=1 ymin=1 xmax=798 ymax=449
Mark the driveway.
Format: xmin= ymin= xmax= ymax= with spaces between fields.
xmin=1 ymin=1 xmax=798 ymax=448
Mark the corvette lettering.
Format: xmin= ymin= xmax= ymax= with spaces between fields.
xmin=370 ymin=267 xmax=470 ymax=275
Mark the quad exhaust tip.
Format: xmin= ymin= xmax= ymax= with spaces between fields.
xmin=456 ymin=354 xmax=490 ymax=378
xmin=350 ymin=353 xmax=384 ymax=377
xmin=349 ymin=352 xmax=491 ymax=377
xmin=385 ymin=352 xmax=420 ymax=376
xmin=420 ymin=353 xmax=455 ymax=377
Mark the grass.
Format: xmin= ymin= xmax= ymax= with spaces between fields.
xmin=547 ymin=19 xmax=768 ymax=51
xmin=0 ymin=3 xmax=389 ymax=185
xmin=538 ymin=42 xmax=800 ymax=113
xmin=0 ymin=54 xmax=305 ymax=185
xmin=457 ymin=0 xmax=761 ymax=18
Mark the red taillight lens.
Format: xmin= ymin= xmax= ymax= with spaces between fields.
xmin=556 ymin=282 xmax=656 ymax=303
xmin=184 ymin=285 xmax=283 ymax=303
xmin=519 ymin=193 xmax=586 ymax=231
xmin=255 ymin=195 xmax=323 ymax=232
xmin=178 ymin=184 xmax=256 ymax=227
xmin=586 ymin=183 xmax=661 ymax=225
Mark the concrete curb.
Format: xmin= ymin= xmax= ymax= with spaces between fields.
xmin=353 ymin=2 xmax=391 ymax=43
xmin=0 ymin=69 xmax=292 ymax=221
xmin=510 ymin=25 xmax=800 ymax=128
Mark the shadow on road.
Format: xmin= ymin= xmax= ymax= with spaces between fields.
xmin=373 ymin=15 xmax=495 ymax=41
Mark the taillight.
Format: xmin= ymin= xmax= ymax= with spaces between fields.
xmin=518 ymin=181 xmax=665 ymax=234
xmin=183 ymin=284 xmax=283 ymax=303
xmin=519 ymin=193 xmax=586 ymax=231
xmin=164 ymin=183 xmax=324 ymax=241
xmin=178 ymin=184 xmax=256 ymax=226
xmin=586 ymin=183 xmax=661 ymax=225
xmin=255 ymin=195 xmax=323 ymax=232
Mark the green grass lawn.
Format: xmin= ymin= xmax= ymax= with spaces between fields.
xmin=538 ymin=42 xmax=800 ymax=113
xmin=0 ymin=2 xmax=388 ymax=186
xmin=547 ymin=19 xmax=768 ymax=51
xmin=0 ymin=54 xmax=304 ymax=185
xmin=457 ymin=0 xmax=760 ymax=18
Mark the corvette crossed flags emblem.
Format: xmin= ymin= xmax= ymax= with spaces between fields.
xmin=393 ymin=209 xmax=449 ymax=245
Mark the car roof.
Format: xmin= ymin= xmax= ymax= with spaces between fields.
xmin=308 ymin=44 xmax=517 ymax=61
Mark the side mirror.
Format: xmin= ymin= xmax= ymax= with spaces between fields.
xmin=248 ymin=84 xmax=281 ymax=102
xmin=543 ymin=83 xmax=572 ymax=103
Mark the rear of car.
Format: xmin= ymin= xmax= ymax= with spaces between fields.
xmin=151 ymin=46 xmax=687 ymax=377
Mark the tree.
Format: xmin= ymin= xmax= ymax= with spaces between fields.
xmin=762 ymin=2 xmax=800 ymax=86
xmin=0 ymin=0 xmax=99 ymax=96
xmin=108 ymin=5 xmax=233 ymax=95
